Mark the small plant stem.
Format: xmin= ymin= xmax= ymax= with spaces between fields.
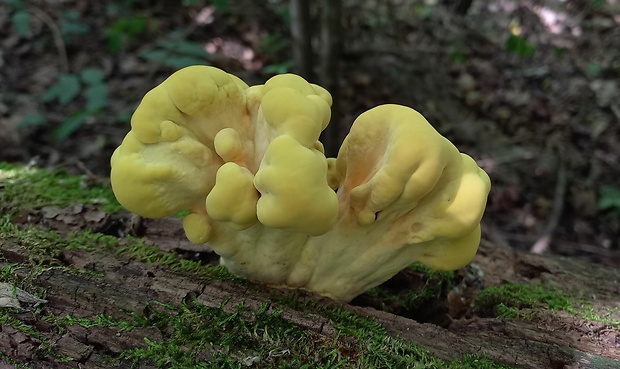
xmin=28 ymin=5 xmax=69 ymax=73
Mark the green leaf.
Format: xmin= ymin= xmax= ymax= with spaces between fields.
xmin=58 ymin=75 xmax=81 ymax=104
xmin=85 ymin=84 xmax=107 ymax=111
xmin=106 ymin=30 xmax=124 ymax=54
xmin=448 ymin=45 xmax=468 ymax=64
xmin=162 ymin=56 xmax=209 ymax=69
xmin=115 ymin=111 xmax=132 ymax=124
xmin=415 ymin=5 xmax=433 ymax=20
xmin=41 ymin=74 xmax=81 ymax=105
xmin=106 ymin=17 xmax=147 ymax=53
xmin=505 ymin=34 xmax=520 ymax=52
xmin=586 ymin=62 xmax=602 ymax=78
xmin=506 ymin=34 xmax=535 ymax=57
xmin=598 ymin=186 xmax=620 ymax=210
xmin=141 ymin=49 xmax=208 ymax=68
xmin=262 ymin=60 xmax=293 ymax=74
xmin=62 ymin=9 xmax=81 ymax=21
xmin=259 ymin=34 xmax=289 ymax=55
xmin=110 ymin=16 xmax=147 ymax=35
xmin=520 ymin=43 xmax=535 ymax=57
xmin=141 ymin=38 xmax=212 ymax=68
xmin=12 ymin=10 xmax=30 ymax=36
xmin=140 ymin=49 xmax=168 ymax=63
xmin=5 ymin=0 xmax=25 ymax=9
xmin=126 ymin=17 xmax=147 ymax=34
xmin=52 ymin=111 xmax=89 ymax=142
xmin=60 ymin=22 xmax=89 ymax=37
xmin=157 ymin=39 xmax=211 ymax=58
xmin=59 ymin=10 xmax=89 ymax=39
xmin=17 ymin=114 xmax=46 ymax=129
xmin=211 ymin=0 xmax=230 ymax=12
xmin=275 ymin=5 xmax=290 ymax=25
xmin=81 ymin=68 xmax=105 ymax=85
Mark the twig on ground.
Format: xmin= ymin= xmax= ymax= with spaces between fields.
xmin=505 ymin=233 xmax=618 ymax=258
xmin=530 ymin=158 xmax=568 ymax=254
xmin=28 ymin=5 xmax=69 ymax=73
xmin=595 ymin=151 xmax=620 ymax=172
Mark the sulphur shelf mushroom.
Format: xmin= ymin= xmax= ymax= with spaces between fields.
xmin=110 ymin=66 xmax=491 ymax=302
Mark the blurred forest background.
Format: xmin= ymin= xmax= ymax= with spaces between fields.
xmin=0 ymin=0 xmax=619 ymax=266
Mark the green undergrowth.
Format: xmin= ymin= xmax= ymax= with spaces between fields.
xmin=475 ymin=282 xmax=620 ymax=327
xmin=0 ymin=162 xmax=122 ymax=214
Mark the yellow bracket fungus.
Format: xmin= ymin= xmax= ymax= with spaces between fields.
xmin=110 ymin=66 xmax=491 ymax=302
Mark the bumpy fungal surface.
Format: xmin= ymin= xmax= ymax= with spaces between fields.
xmin=110 ymin=66 xmax=491 ymax=302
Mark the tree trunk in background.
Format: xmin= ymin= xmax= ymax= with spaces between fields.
xmin=289 ymin=0 xmax=314 ymax=80
xmin=318 ymin=0 xmax=343 ymax=158
xmin=453 ymin=0 xmax=474 ymax=15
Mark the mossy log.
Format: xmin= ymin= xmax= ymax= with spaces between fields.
xmin=1 ymin=224 xmax=619 ymax=369
xmin=0 ymin=164 xmax=618 ymax=368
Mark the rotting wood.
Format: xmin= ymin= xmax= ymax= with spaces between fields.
xmin=1 ymin=232 xmax=618 ymax=369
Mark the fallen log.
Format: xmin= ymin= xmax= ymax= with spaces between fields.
xmin=0 ymin=165 xmax=618 ymax=368
xmin=1 ymin=223 xmax=618 ymax=369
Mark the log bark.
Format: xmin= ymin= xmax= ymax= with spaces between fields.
xmin=1 ymin=217 xmax=619 ymax=368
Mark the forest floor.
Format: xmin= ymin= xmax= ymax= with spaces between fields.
xmin=0 ymin=0 xmax=619 ymax=368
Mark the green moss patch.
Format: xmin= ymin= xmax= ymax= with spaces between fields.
xmin=59 ymin=298 xmax=512 ymax=369
xmin=0 ymin=162 xmax=122 ymax=214
xmin=67 ymin=300 xmax=350 ymax=369
xmin=0 ymin=216 xmax=233 ymax=284
xmin=475 ymin=282 xmax=620 ymax=327
xmin=475 ymin=282 xmax=578 ymax=319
